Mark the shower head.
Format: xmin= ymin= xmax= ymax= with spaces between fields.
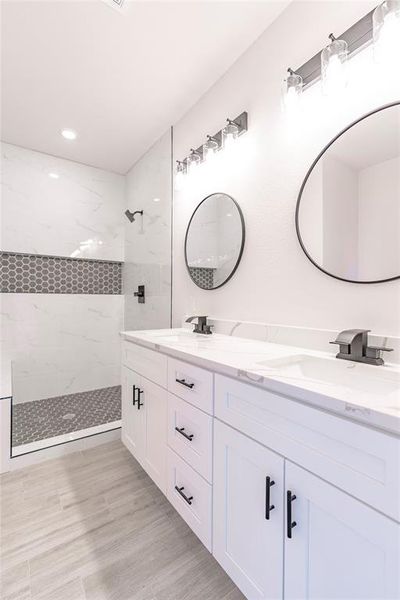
xmin=125 ymin=209 xmax=143 ymax=223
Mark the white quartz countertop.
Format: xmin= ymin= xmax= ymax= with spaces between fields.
xmin=121 ymin=328 xmax=400 ymax=436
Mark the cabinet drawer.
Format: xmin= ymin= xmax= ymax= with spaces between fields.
xmin=167 ymin=448 xmax=212 ymax=550
xmin=168 ymin=358 xmax=213 ymax=415
xmin=122 ymin=341 xmax=167 ymax=387
xmin=215 ymin=374 xmax=400 ymax=522
xmin=168 ymin=393 xmax=213 ymax=482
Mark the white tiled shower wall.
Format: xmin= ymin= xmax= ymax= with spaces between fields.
xmin=0 ymin=143 xmax=125 ymax=403
xmin=1 ymin=135 xmax=173 ymax=404
xmin=124 ymin=129 xmax=172 ymax=331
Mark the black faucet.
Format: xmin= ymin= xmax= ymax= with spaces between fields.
xmin=330 ymin=329 xmax=393 ymax=366
xmin=186 ymin=316 xmax=213 ymax=335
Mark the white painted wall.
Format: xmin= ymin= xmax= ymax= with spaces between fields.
xmin=172 ymin=0 xmax=400 ymax=336
xmin=124 ymin=129 xmax=172 ymax=331
xmin=0 ymin=143 xmax=125 ymax=403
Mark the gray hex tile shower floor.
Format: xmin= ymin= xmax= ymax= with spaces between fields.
xmin=12 ymin=386 xmax=121 ymax=447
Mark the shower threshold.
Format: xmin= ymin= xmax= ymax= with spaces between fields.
xmin=11 ymin=385 xmax=121 ymax=456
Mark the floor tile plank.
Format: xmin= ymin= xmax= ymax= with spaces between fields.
xmin=1 ymin=440 xmax=244 ymax=600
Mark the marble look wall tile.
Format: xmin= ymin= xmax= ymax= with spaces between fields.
xmin=1 ymin=294 xmax=123 ymax=403
xmin=123 ymin=130 xmax=172 ymax=331
xmin=125 ymin=293 xmax=170 ymax=333
xmin=1 ymin=143 xmax=125 ymax=261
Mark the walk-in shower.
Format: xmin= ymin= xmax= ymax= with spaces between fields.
xmin=1 ymin=127 xmax=172 ymax=459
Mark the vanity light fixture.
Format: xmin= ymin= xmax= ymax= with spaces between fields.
xmin=373 ymin=0 xmax=400 ymax=63
xmin=176 ymin=112 xmax=248 ymax=178
xmin=186 ymin=149 xmax=202 ymax=174
xmin=203 ymin=135 xmax=220 ymax=162
xmin=283 ymin=68 xmax=303 ymax=111
xmin=286 ymin=4 xmax=396 ymax=92
xmin=222 ymin=119 xmax=240 ymax=150
xmin=175 ymin=160 xmax=187 ymax=189
xmin=61 ymin=128 xmax=77 ymax=140
xmin=321 ymin=34 xmax=348 ymax=95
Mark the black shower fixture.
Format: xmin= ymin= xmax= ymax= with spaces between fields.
xmin=125 ymin=209 xmax=143 ymax=223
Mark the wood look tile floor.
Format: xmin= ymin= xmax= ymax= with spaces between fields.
xmin=0 ymin=440 xmax=244 ymax=600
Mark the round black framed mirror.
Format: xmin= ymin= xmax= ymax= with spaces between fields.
xmin=185 ymin=193 xmax=245 ymax=290
xmin=296 ymin=101 xmax=400 ymax=284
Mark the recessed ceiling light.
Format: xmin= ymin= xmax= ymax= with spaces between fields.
xmin=153 ymin=198 xmax=161 ymax=202
xmin=48 ymin=172 xmax=59 ymax=179
xmin=61 ymin=129 xmax=77 ymax=140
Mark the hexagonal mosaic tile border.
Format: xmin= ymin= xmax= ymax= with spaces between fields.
xmin=0 ymin=252 xmax=122 ymax=294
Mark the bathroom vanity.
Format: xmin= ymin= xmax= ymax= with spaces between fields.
xmin=121 ymin=328 xmax=400 ymax=600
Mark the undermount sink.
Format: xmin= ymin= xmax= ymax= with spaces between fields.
xmin=256 ymin=354 xmax=400 ymax=396
xmin=150 ymin=330 xmax=202 ymax=343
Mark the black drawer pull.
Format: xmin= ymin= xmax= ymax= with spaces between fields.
xmin=287 ymin=490 xmax=297 ymax=539
xmin=175 ymin=378 xmax=194 ymax=389
xmin=175 ymin=427 xmax=194 ymax=441
xmin=137 ymin=389 xmax=144 ymax=410
xmin=132 ymin=385 xmax=137 ymax=406
xmin=265 ymin=476 xmax=275 ymax=520
xmin=175 ymin=485 xmax=193 ymax=505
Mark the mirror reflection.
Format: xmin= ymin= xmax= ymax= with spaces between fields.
xmin=297 ymin=103 xmax=400 ymax=283
xmin=185 ymin=193 xmax=245 ymax=289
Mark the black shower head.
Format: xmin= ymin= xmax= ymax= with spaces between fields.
xmin=125 ymin=209 xmax=143 ymax=222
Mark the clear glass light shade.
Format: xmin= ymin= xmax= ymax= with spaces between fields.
xmin=186 ymin=151 xmax=201 ymax=175
xmin=222 ymin=121 xmax=239 ymax=150
xmin=283 ymin=72 xmax=303 ymax=112
xmin=203 ymin=137 xmax=219 ymax=162
xmin=321 ymin=37 xmax=348 ymax=96
xmin=373 ymin=1 xmax=400 ymax=63
xmin=175 ymin=161 xmax=186 ymax=189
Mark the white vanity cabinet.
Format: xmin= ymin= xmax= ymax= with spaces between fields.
xmin=284 ymin=462 xmax=400 ymax=600
xmin=121 ymin=366 xmax=144 ymax=460
xmin=213 ymin=419 xmax=284 ymax=600
xmin=121 ymin=342 xmax=214 ymax=548
xmin=213 ymin=418 xmax=400 ymax=600
xmin=121 ymin=364 xmax=168 ymax=493
xmin=213 ymin=375 xmax=400 ymax=600
xmin=121 ymin=336 xmax=400 ymax=600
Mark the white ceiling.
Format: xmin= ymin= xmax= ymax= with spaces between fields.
xmin=1 ymin=0 xmax=289 ymax=174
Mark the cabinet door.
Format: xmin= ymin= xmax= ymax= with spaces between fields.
xmin=142 ymin=377 xmax=167 ymax=493
xmin=284 ymin=461 xmax=400 ymax=600
xmin=213 ymin=420 xmax=284 ymax=600
xmin=121 ymin=367 xmax=145 ymax=463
